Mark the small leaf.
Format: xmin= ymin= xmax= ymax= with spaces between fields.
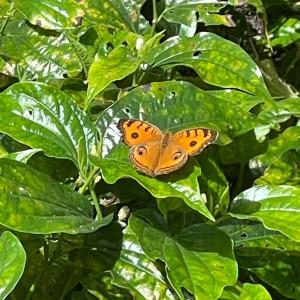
xmin=230 ymin=185 xmax=300 ymax=242
xmin=0 ymin=159 xmax=103 ymax=234
xmin=239 ymin=283 xmax=272 ymax=300
xmin=0 ymin=231 xmax=26 ymax=300
xmin=4 ymin=149 xmax=41 ymax=163
xmin=87 ymin=46 xmax=140 ymax=105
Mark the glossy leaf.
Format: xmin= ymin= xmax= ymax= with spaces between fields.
xmin=230 ymin=185 xmax=300 ymax=242
xmin=111 ymin=230 xmax=174 ymax=299
xmin=0 ymin=159 xmax=106 ymax=234
xmin=87 ymin=46 xmax=140 ymax=104
xmin=0 ymin=20 xmax=82 ymax=79
xmin=0 ymin=82 xmax=98 ymax=172
xmin=143 ymin=32 xmax=271 ymax=100
xmin=4 ymin=149 xmax=41 ymax=163
xmin=0 ymin=231 xmax=26 ymax=300
xmin=14 ymin=0 xmax=84 ymax=29
xmin=129 ymin=212 xmax=238 ymax=299
xmin=256 ymin=126 xmax=300 ymax=165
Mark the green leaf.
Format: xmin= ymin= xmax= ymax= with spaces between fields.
xmin=255 ymin=151 xmax=300 ymax=186
xmin=14 ymin=0 xmax=84 ymax=29
xmin=84 ymin=0 xmax=148 ymax=33
xmin=250 ymin=252 xmax=300 ymax=299
xmin=143 ymin=33 xmax=271 ymax=100
xmin=0 ymin=21 xmax=82 ymax=79
xmin=0 ymin=159 xmax=105 ymax=234
xmin=111 ymin=229 xmax=174 ymax=299
xmin=94 ymin=81 xmax=268 ymax=220
xmin=87 ymin=46 xmax=140 ymax=104
xmin=0 ymin=82 xmax=98 ymax=172
xmin=271 ymin=18 xmax=300 ymax=47
xmin=3 ymin=149 xmax=41 ymax=163
xmin=0 ymin=231 xmax=26 ymax=300
xmin=256 ymin=126 xmax=300 ymax=165
xmin=230 ymin=185 xmax=300 ymax=242
xmin=239 ymin=283 xmax=272 ymax=300
xmin=162 ymin=1 xmax=235 ymax=28
xmin=130 ymin=211 xmax=238 ymax=300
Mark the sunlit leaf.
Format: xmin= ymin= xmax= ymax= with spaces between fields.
xmin=0 ymin=20 xmax=82 ymax=79
xmin=0 ymin=82 xmax=98 ymax=172
xmin=0 ymin=231 xmax=26 ymax=300
xmin=230 ymin=185 xmax=300 ymax=242
xmin=14 ymin=0 xmax=84 ymax=29
xmin=0 ymin=159 xmax=106 ymax=234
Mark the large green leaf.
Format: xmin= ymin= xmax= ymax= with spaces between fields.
xmin=14 ymin=0 xmax=84 ymax=29
xmin=94 ymin=81 xmax=266 ymax=219
xmin=0 ymin=231 xmax=26 ymax=300
xmin=0 ymin=82 xmax=98 ymax=172
xmin=230 ymin=185 xmax=300 ymax=242
xmin=0 ymin=159 xmax=107 ymax=234
xmin=239 ymin=283 xmax=272 ymax=300
xmin=129 ymin=211 xmax=238 ymax=300
xmin=0 ymin=20 xmax=82 ymax=79
xmin=143 ymin=32 xmax=271 ymax=100
xmin=111 ymin=230 xmax=174 ymax=299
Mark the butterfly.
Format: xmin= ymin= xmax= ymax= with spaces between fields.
xmin=117 ymin=119 xmax=218 ymax=177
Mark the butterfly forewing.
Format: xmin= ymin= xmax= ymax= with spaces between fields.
xmin=172 ymin=128 xmax=218 ymax=156
xmin=117 ymin=119 xmax=162 ymax=147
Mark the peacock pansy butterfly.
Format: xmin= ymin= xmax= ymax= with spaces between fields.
xmin=118 ymin=119 xmax=218 ymax=177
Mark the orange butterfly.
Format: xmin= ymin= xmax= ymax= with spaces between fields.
xmin=118 ymin=119 xmax=218 ymax=177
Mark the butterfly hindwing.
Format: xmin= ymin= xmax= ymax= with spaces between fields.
xmin=117 ymin=119 xmax=162 ymax=146
xmin=172 ymin=128 xmax=218 ymax=156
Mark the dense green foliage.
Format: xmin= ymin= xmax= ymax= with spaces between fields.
xmin=0 ymin=0 xmax=299 ymax=299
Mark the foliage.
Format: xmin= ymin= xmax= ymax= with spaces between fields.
xmin=0 ymin=0 xmax=299 ymax=299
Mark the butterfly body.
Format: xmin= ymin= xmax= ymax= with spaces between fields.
xmin=118 ymin=119 xmax=218 ymax=177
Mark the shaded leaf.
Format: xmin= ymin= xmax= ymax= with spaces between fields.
xmin=230 ymin=185 xmax=300 ymax=242
xmin=0 ymin=231 xmax=26 ymax=300
xmin=0 ymin=159 xmax=106 ymax=234
xmin=130 ymin=211 xmax=238 ymax=300
xmin=251 ymin=252 xmax=300 ymax=299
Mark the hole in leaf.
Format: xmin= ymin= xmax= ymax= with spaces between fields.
xmin=73 ymin=16 xmax=83 ymax=27
xmin=240 ymin=232 xmax=248 ymax=238
xmin=125 ymin=107 xmax=131 ymax=113
xmin=195 ymin=11 xmax=199 ymax=19
xmin=122 ymin=41 xmax=128 ymax=46
xmin=171 ymin=91 xmax=176 ymax=97
xmin=193 ymin=50 xmax=202 ymax=57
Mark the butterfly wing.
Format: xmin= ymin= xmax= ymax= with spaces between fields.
xmin=172 ymin=128 xmax=218 ymax=156
xmin=117 ymin=119 xmax=162 ymax=146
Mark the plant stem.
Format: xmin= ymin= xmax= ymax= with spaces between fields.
xmin=78 ymin=167 xmax=100 ymax=194
xmin=151 ymin=0 xmax=158 ymax=36
xmin=90 ymin=183 xmax=103 ymax=219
